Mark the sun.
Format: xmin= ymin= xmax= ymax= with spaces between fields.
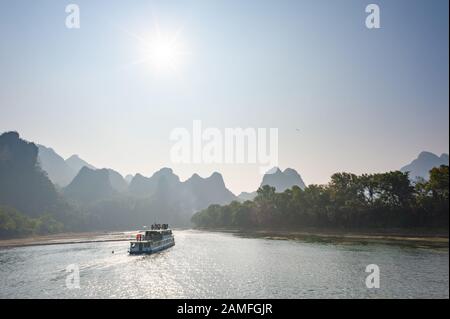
xmin=127 ymin=25 xmax=188 ymax=73
xmin=148 ymin=34 xmax=179 ymax=70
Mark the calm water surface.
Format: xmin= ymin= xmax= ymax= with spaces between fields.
xmin=0 ymin=230 xmax=448 ymax=298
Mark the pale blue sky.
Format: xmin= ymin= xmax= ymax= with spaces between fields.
xmin=0 ymin=0 xmax=448 ymax=193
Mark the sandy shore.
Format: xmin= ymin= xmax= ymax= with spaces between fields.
xmin=0 ymin=231 xmax=133 ymax=249
xmin=203 ymin=228 xmax=449 ymax=248
xmin=0 ymin=228 xmax=448 ymax=249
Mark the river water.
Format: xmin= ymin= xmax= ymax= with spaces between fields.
xmin=0 ymin=230 xmax=448 ymax=298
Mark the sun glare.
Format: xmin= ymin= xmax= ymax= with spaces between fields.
xmin=129 ymin=25 xmax=188 ymax=73
xmin=150 ymin=36 xmax=179 ymax=70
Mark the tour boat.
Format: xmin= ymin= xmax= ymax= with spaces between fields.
xmin=129 ymin=224 xmax=175 ymax=255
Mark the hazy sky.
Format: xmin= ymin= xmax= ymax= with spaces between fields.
xmin=0 ymin=0 xmax=448 ymax=194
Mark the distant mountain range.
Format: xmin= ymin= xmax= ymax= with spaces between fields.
xmin=65 ymin=165 xmax=237 ymax=212
xmin=33 ymin=137 xmax=450 ymax=200
xmin=37 ymin=142 xmax=238 ymax=212
xmin=401 ymin=151 xmax=449 ymax=181
xmin=182 ymin=172 xmax=237 ymax=211
xmin=5 ymin=130 xmax=449 ymax=229
xmin=129 ymin=168 xmax=181 ymax=197
xmin=66 ymin=154 xmax=95 ymax=173
xmin=37 ymin=143 xmax=307 ymax=209
xmin=37 ymin=145 xmax=96 ymax=187
xmin=37 ymin=145 xmax=77 ymax=187
xmin=36 ymin=140 xmax=316 ymax=223
xmin=38 ymin=145 xmax=129 ymax=193
xmin=64 ymin=167 xmax=117 ymax=203
xmin=2 ymin=132 xmax=240 ymax=228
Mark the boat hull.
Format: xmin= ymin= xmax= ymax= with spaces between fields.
xmin=129 ymin=241 xmax=175 ymax=255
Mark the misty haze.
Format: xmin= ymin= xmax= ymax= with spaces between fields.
xmin=0 ymin=0 xmax=448 ymax=302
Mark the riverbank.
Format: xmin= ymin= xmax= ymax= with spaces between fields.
xmin=0 ymin=231 xmax=132 ymax=249
xmin=199 ymin=227 xmax=449 ymax=248
xmin=0 ymin=228 xmax=448 ymax=249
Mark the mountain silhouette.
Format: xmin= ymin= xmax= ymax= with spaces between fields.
xmin=65 ymin=154 xmax=95 ymax=173
xmin=34 ymin=139 xmax=238 ymax=223
xmin=37 ymin=144 xmax=75 ymax=187
xmin=5 ymin=130 xmax=449 ymax=234
xmin=129 ymin=169 xmax=236 ymax=211
xmin=125 ymin=174 xmax=134 ymax=184
xmin=401 ymin=151 xmax=449 ymax=180
xmin=0 ymin=132 xmax=62 ymax=217
xmin=106 ymin=169 xmax=128 ymax=192
xmin=238 ymin=167 xmax=306 ymax=201
xmin=80 ymin=169 xmax=236 ymax=228
xmin=4 ymin=131 xmax=309 ymax=228
xmin=260 ymin=167 xmax=306 ymax=191
xmin=183 ymin=172 xmax=237 ymax=211
xmin=37 ymin=146 xmax=95 ymax=187
xmin=129 ymin=168 xmax=181 ymax=196
xmin=64 ymin=167 xmax=116 ymax=203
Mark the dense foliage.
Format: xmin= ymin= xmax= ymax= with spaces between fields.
xmin=0 ymin=206 xmax=65 ymax=238
xmin=192 ymin=166 xmax=449 ymax=230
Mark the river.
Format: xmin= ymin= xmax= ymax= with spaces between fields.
xmin=0 ymin=230 xmax=448 ymax=298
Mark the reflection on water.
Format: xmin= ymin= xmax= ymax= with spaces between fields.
xmin=0 ymin=230 xmax=448 ymax=298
